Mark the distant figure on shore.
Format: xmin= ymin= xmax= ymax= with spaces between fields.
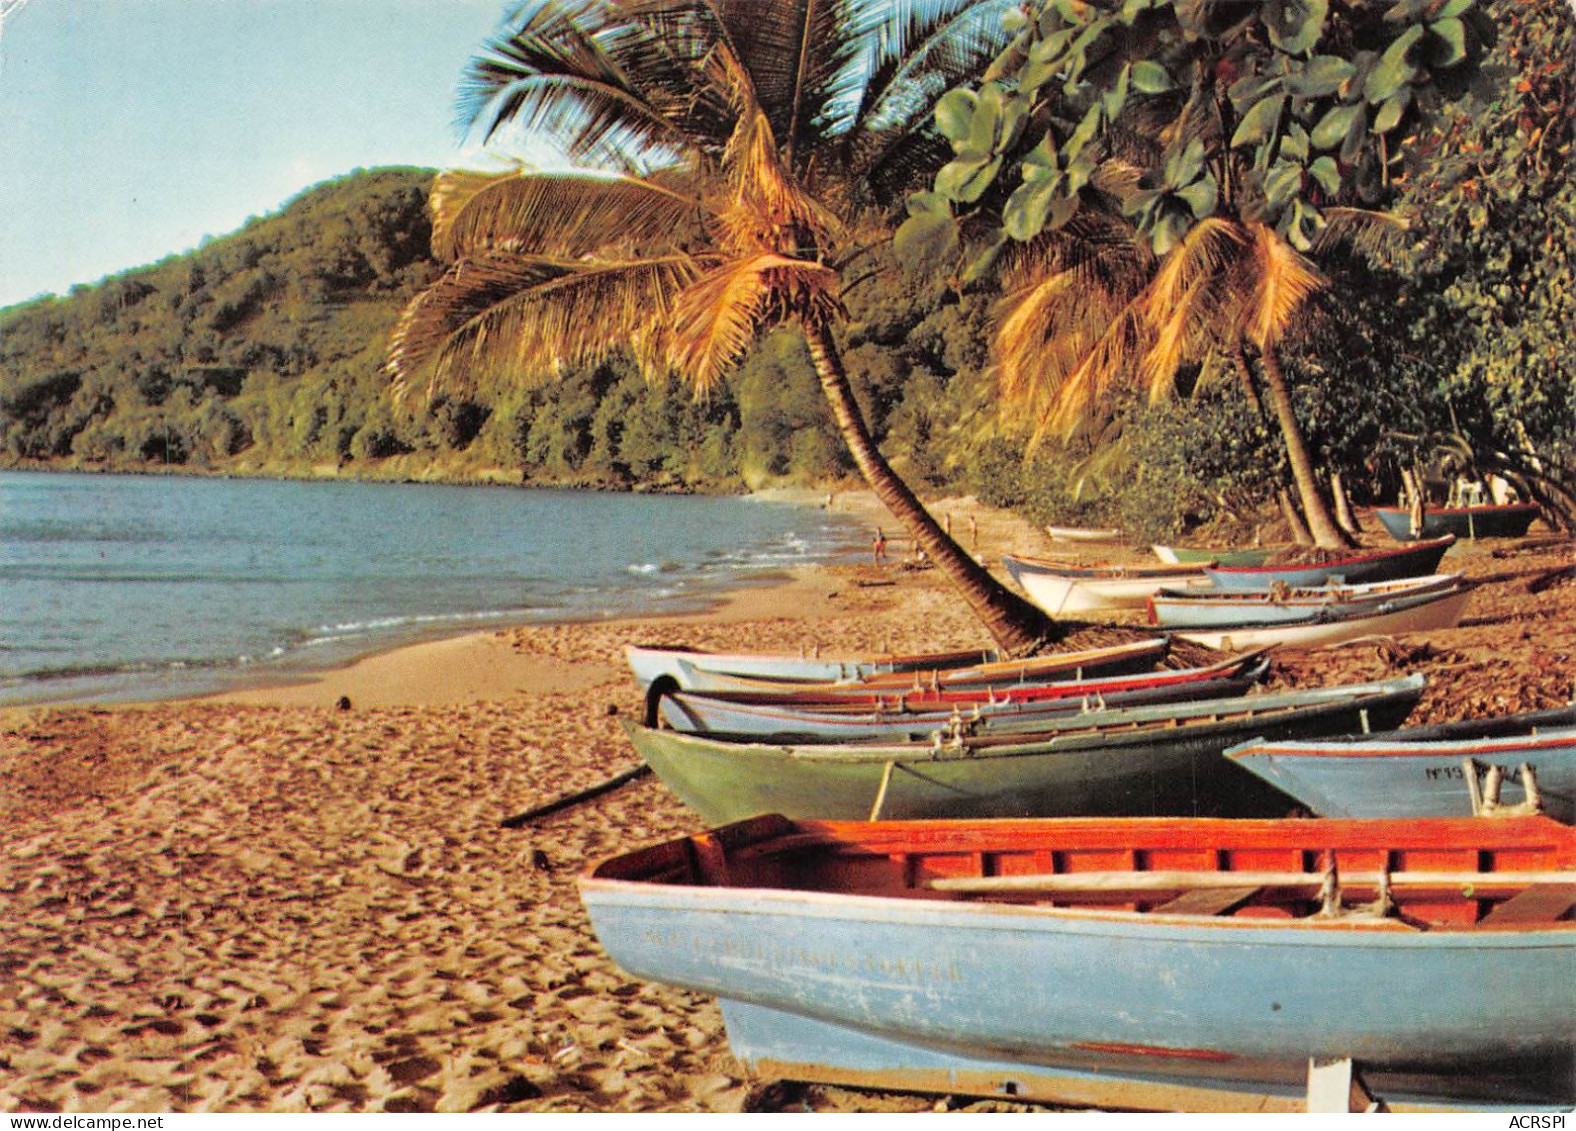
xmin=873 ymin=528 xmax=887 ymax=563
xmin=824 ymin=491 xmax=835 ymax=510
xmin=969 ymin=514 xmax=979 ymax=549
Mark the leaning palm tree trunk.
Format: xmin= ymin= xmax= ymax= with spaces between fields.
xmin=1257 ymin=343 xmax=1354 ymax=549
xmin=801 ymin=323 xmax=1055 ymax=651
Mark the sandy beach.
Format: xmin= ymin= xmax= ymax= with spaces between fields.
xmin=2 ymin=493 xmax=1572 ymax=1113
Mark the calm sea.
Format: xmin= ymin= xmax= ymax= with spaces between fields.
xmin=0 ymin=471 xmax=864 ymax=706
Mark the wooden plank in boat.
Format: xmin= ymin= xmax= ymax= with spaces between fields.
xmin=1153 ymin=885 xmax=1262 ymax=916
xmin=1478 ymin=883 xmax=1576 ymax=927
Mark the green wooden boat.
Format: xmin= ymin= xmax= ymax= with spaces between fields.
xmin=1152 ymin=544 xmax=1275 ymax=567
xmin=624 ymin=675 xmax=1426 ymax=823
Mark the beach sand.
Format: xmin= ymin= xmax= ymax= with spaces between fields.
xmin=1 ymin=494 xmax=1571 ymax=1113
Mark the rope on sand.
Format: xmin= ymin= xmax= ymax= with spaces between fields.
xmin=499 ymin=765 xmax=653 ymax=829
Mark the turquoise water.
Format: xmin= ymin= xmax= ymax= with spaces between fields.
xmin=0 ymin=471 xmax=864 ymax=705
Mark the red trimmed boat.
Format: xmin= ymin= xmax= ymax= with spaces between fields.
xmin=582 ymin=813 xmax=1576 ymax=1112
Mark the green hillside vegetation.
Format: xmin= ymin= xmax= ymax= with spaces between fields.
xmin=2 ymin=0 xmax=1569 ymax=542
xmin=0 ymin=167 xmax=997 ymax=493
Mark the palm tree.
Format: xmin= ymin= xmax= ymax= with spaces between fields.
xmin=992 ymin=138 xmax=1392 ymax=551
xmin=385 ymin=0 xmax=1057 ymax=651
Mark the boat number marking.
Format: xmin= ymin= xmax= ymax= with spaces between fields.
xmin=1423 ymin=762 xmax=1534 ymax=781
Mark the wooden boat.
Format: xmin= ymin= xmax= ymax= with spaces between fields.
xmin=1226 ymin=707 xmax=1576 ymax=822
xmin=623 ymin=642 xmax=997 ymax=692
xmin=623 ymin=675 xmax=1426 ymax=822
xmin=581 ymin=813 xmax=1576 ymax=1112
xmin=655 ymin=653 xmax=1272 ymax=739
xmin=1047 ymin=524 xmax=1124 ymax=543
xmin=1373 ymin=503 xmax=1540 ymax=542
xmin=671 ymin=637 xmax=1170 ymax=697
xmin=1147 ymin=573 xmax=1462 ymax=629
xmin=1002 ymin=554 xmax=1208 ymax=615
xmin=1170 ymin=586 xmax=1470 ymax=652
xmin=1203 ymin=535 xmax=1455 ymax=591
xmin=1153 ymin=544 xmax=1275 ymax=567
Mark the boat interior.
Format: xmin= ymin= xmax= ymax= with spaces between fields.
xmin=589 ymin=815 xmax=1576 ymax=931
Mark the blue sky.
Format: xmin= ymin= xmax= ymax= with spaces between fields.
xmin=0 ymin=0 xmax=523 ymax=309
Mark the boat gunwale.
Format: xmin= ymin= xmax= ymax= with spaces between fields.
xmin=1227 ymin=728 xmax=1576 ymax=761
xmin=1202 ymin=535 xmax=1456 ymax=578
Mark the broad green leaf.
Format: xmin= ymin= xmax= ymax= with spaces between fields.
xmin=960 ymin=235 xmax=1009 ymax=287
xmin=1265 ymin=0 xmax=1329 ymax=56
xmin=935 ymin=155 xmax=990 ymax=199
xmin=1103 ymin=63 xmax=1132 ymax=120
xmin=1176 ymin=174 xmax=1220 ymax=219
xmin=935 ymin=89 xmax=978 ymax=143
xmin=1264 ymin=159 xmax=1304 ymax=210
xmin=1311 ymin=102 xmax=1363 ymax=149
xmin=1339 ymin=103 xmax=1369 ymax=164
xmin=1382 ymin=0 xmax=1427 ymax=23
xmin=1165 ymin=137 xmax=1207 ymax=189
xmin=1004 ymin=178 xmax=1062 ymax=241
xmin=1123 ymin=187 xmax=1163 ymax=217
xmin=1066 ymin=103 xmax=1103 ymax=159
xmin=1292 ymin=55 xmax=1357 ymax=98
xmin=959 ymin=93 xmax=1005 ymax=159
xmin=1367 ymin=25 xmax=1424 ymax=103
xmin=1307 ymin=155 xmax=1341 ymax=194
xmin=1282 ymin=122 xmax=1311 ymax=162
xmin=1428 ymin=17 xmax=1467 ymax=68
xmin=1148 ymin=210 xmax=1190 ymax=256
xmin=893 ymin=212 xmax=959 ymax=272
xmin=1130 ymin=60 xmax=1173 ymax=94
xmin=1231 ymin=94 xmax=1285 ymax=148
xmin=1029 ymin=26 xmax=1079 ymax=63
xmin=1230 ymin=73 xmax=1280 ymax=108
xmin=1046 ymin=192 xmax=1081 ymax=231
xmin=1022 ymin=135 xmax=1061 ymax=181
xmin=1435 ymin=0 xmax=1472 ymax=19
xmin=1373 ymin=88 xmax=1409 ymax=134
xmin=905 ymin=191 xmax=952 ymax=218
xmin=953 ymin=155 xmax=1005 ymax=204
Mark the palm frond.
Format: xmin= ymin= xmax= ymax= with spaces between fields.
xmin=429 ymin=169 xmax=708 ymax=262
xmin=1244 ymin=222 xmax=1326 ymax=350
xmin=388 ymin=251 xmax=703 ymax=401
xmin=456 ymin=0 xmax=727 ymax=172
xmin=1309 ymin=206 xmax=1411 ymax=264
xmin=719 ymin=110 xmax=842 ymax=249
xmin=669 ymin=253 xmax=842 ymax=393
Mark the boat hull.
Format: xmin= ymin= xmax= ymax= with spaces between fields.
xmin=1227 ymin=726 xmax=1576 ymax=822
xmin=624 ymin=643 xmax=995 ymax=692
xmin=1172 ymin=587 xmax=1470 ymax=651
xmin=1374 ymin=504 xmax=1540 ymax=542
xmin=1002 ymin=555 xmax=1208 ymax=614
xmin=581 ymin=815 xmax=1576 ymax=1109
xmin=1204 ymin=537 xmax=1455 ymax=591
xmin=658 ymin=669 xmax=1265 ymax=739
xmin=624 ymin=678 xmax=1425 ymax=822
xmin=1149 ymin=574 xmax=1461 ymax=630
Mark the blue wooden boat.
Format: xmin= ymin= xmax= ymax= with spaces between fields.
xmin=623 ymin=642 xmax=997 ymax=692
xmin=623 ymin=675 xmax=1426 ymax=822
xmin=581 ymin=813 xmax=1576 ymax=1112
xmin=1226 ymin=707 xmax=1576 ymax=822
xmin=1204 ymin=536 xmax=1455 ymax=591
xmin=1149 ymin=573 xmax=1462 ymax=629
xmin=656 ymin=653 xmax=1271 ymax=739
xmin=1373 ymin=503 xmax=1540 ymax=542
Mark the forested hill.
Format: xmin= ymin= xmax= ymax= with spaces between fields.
xmin=0 ymin=167 xmax=985 ymax=490
xmin=0 ymin=169 xmax=448 ymax=478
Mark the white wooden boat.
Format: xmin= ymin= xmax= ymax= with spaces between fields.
xmin=1002 ymin=554 xmax=1209 ymax=615
xmin=1148 ymin=573 xmax=1462 ymax=629
xmin=1172 ymin=585 xmax=1470 ymax=651
xmin=1046 ymin=524 xmax=1124 ymax=543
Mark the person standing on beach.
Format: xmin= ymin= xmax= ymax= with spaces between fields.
xmin=873 ymin=528 xmax=887 ymax=563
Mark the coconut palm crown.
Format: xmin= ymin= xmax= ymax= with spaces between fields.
xmin=386 ymin=0 xmax=1057 ymax=649
xmin=908 ymin=0 xmax=1491 ymax=548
